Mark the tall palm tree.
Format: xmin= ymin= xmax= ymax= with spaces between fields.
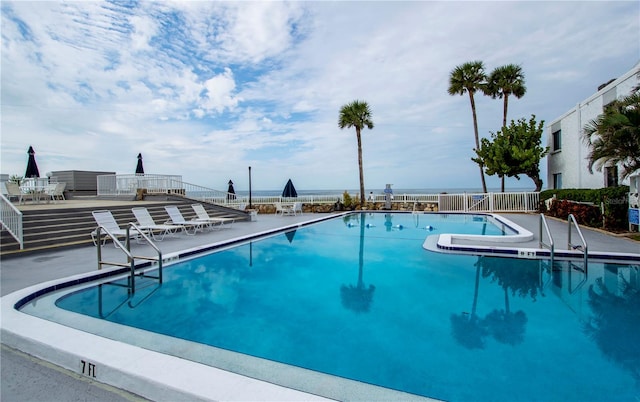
xmin=583 ymin=92 xmax=640 ymax=180
xmin=339 ymin=100 xmax=374 ymax=205
xmin=486 ymin=64 xmax=526 ymax=191
xmin=448 ymin=61 xmax=488 ymax=193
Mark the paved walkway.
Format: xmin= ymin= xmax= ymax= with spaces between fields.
xmin=1 ymin=211 xmax=638 ymax=401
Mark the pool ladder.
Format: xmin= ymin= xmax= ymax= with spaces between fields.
xmin=539 ymin=213 xmax=588 ymax=273
xmin=95 ymin=222 xmax=163 ymax=294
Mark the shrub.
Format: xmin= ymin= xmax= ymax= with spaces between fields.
xmin=540 ymin=186 xmax=629 ymax=231
xmin=343 ymin=191 xmax=353 ymax=209
xmin=547 ymin=199 xmax=601 ymax=227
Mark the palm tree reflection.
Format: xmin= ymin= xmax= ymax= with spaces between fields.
xmin=452 ymin=256 xmax=543 ymax=348
xmin=451 ymin=263 xmax=488 ymax=349
xmin=341 ymin=214 xmax=375 ymax=313
xmin=584 ymin=264 xmax=640 ymax=381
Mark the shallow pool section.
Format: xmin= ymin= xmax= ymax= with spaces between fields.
xmin=20 ymin=213 xmax=640 ymax=401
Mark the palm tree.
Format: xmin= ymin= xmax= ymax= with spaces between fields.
xmin=487 ymin=64 xmax=526 ymax=128
xmin=338 ymin=100 xmax=374 ymax=205
xmin=486 ymin=64 xmax=527 ymax=191
xmin=583 ymin=92 xmax=640 ymax=180
xmin=448 ymin=61 xmax=488 ymax=193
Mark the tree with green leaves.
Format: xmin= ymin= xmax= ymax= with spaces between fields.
xmin=473 ymin=115 xmax=548 ymax=191
xmin=339 ymin=100 xmax=374 ymax=205
xmin=486 ymin=64 xmax=527 ymax=191
xmin=448 ymin=61 xmax=489 ymax=193
xmin=582 ymin=92 xmax=640 ymax=181
xmin=487 ymin=64 xmax=527 ymax=128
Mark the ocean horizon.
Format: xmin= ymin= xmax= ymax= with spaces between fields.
xmin=232 ymin=187 xmax=537 ymax=197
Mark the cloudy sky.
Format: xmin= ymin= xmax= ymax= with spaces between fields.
xmin=1 ymin=1 xmax=638 ymax=192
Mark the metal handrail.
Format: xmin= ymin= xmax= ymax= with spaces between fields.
xmin=567 ymin=214 xmax=588 ymax=272
xmin=95 ymin=222 xmax=163 ymax=294
xmin=539 ymin=213 xmax=554 ymax=264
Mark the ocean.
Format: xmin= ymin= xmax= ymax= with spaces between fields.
xmin=233 ymin=187 xmax=535 ymax=197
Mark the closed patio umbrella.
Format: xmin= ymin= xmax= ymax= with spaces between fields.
xmin=227 ymin=179 xmax=236 ymax=201
xmin=135 ymin=153 xmax=144 ymax=175
xmin=282 ymin=179 xmax=297 ymax=198
xmin=25 ymin=146 xmax=40 ymax=178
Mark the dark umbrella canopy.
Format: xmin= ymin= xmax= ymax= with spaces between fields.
xmin=135 ymin=153 xmax=144 ymax=175
xmin=227 ymin=179 xmax=236 ymax=201
xmin=282 ymin=179 xmax=297 ymax=198
xmin=25 ymin=146 xmax=40 ymax=178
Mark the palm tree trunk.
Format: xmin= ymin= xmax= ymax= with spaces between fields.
xmin=502 ymin=96 xmax=509 ymax=128
xmin=469 ymin=92 xmax=488 ymax=193
xmin=501 ymin=95 xmax=509 ymax=193
xmin=356 ymin=127 xmax=365 ymax=205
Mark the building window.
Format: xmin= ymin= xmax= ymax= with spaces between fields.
xmin=553 ymin=173 xmax=562 ymax=189
xmin=552 ymin=130 xmax=561 ymax=151
xmin=605 ymin=166 xmax=618 ymax=187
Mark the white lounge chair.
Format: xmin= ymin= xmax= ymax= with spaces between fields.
xmin=91 ymin=210 xmax=141 ymax=246
xmin=292 ymin=202 xmax=303 ymax=216
xmin=132 ymin=207 xmax=182 ymax=241
xmin=164 ymin=205 xmax=204 ymax=235
xmin=4 ymin=182 xmax=23 ymax=203
xmin=191 ymin=204 xmax=235 ymax=229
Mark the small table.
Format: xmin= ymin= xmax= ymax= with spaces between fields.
xmin=19 ymin=184 xmax=49 ymax=204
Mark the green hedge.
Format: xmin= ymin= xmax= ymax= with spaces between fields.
xmin=539 ymin=186 xmax=629 ymax=231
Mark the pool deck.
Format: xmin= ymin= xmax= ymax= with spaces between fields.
xmin=1 ymin=210 xmax=638 ymax=401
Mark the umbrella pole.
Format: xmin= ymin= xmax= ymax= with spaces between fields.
xmin=248 ymin=166 xmax=252 ymax=209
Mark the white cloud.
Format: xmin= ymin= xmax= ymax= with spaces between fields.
xmin=200 ymin=67 xmax=241 ymax=113
xmin=1 ymin=1 xmax=638 ymax=191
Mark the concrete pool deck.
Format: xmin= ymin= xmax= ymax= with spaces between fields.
xmin=1 ymin=211 xmax=638 ymax=401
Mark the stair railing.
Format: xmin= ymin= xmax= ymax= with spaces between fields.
xmin=567 ymin=214 xmax=588 ymax=272
xmin=539 ymin=213 xmax=554 ymax=265
xmin=0 ymin=194 xmax=23 ymax=249
xmin=95 ymin=222 xmax=163 ymax=294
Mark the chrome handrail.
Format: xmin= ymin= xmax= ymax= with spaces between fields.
xmin=539 ymin=213 xmax=554 ymax=265
xmin=567 ymin=214 xmax=588 ymax=272
xmin=95 ymin=222 xmax=163 ymax=294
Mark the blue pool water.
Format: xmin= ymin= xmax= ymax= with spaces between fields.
xmin=51 ymin=213 xmax=640 ymax=401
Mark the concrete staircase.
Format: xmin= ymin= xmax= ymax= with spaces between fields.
xmin=0 ymin=200 xmax=249 ymax=257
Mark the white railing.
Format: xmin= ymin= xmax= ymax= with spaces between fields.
xmin=98 ymin=175 xmax=539 ymax=212
xmin=0 ymin=193 xmax=24 ymax=249
xmin=435 ymin=192 xmax=539 ymax=213
xmin=97 ymin=174 xmax=184 ymax=196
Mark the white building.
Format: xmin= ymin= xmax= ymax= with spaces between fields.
xmin=547 ymin=61 xmax=639 ymax=189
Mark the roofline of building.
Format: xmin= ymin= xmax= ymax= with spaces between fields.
xmin=547 ymin=60 xmax=640 ymax=127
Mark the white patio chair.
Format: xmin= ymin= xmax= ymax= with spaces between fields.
xmin=191 ymin=204 xmax=235 ymax=229
xmin=292 ymin=202 xmax=303 ymax=216
xmin=164 ymin=205 xmax=204 ymax=235
xmin=132 ymin=207 xmax=183 ymax=241
xmin=275 ymin=202 xmax=294 ymax=216
xmin=91 ymin=210 xmax=141 ymax=246
xmin=50 ymin=182 xmax=66 ymax=202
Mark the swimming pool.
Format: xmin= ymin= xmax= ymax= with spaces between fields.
xmin=17 ymin=213 xmax=640 ymax=401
